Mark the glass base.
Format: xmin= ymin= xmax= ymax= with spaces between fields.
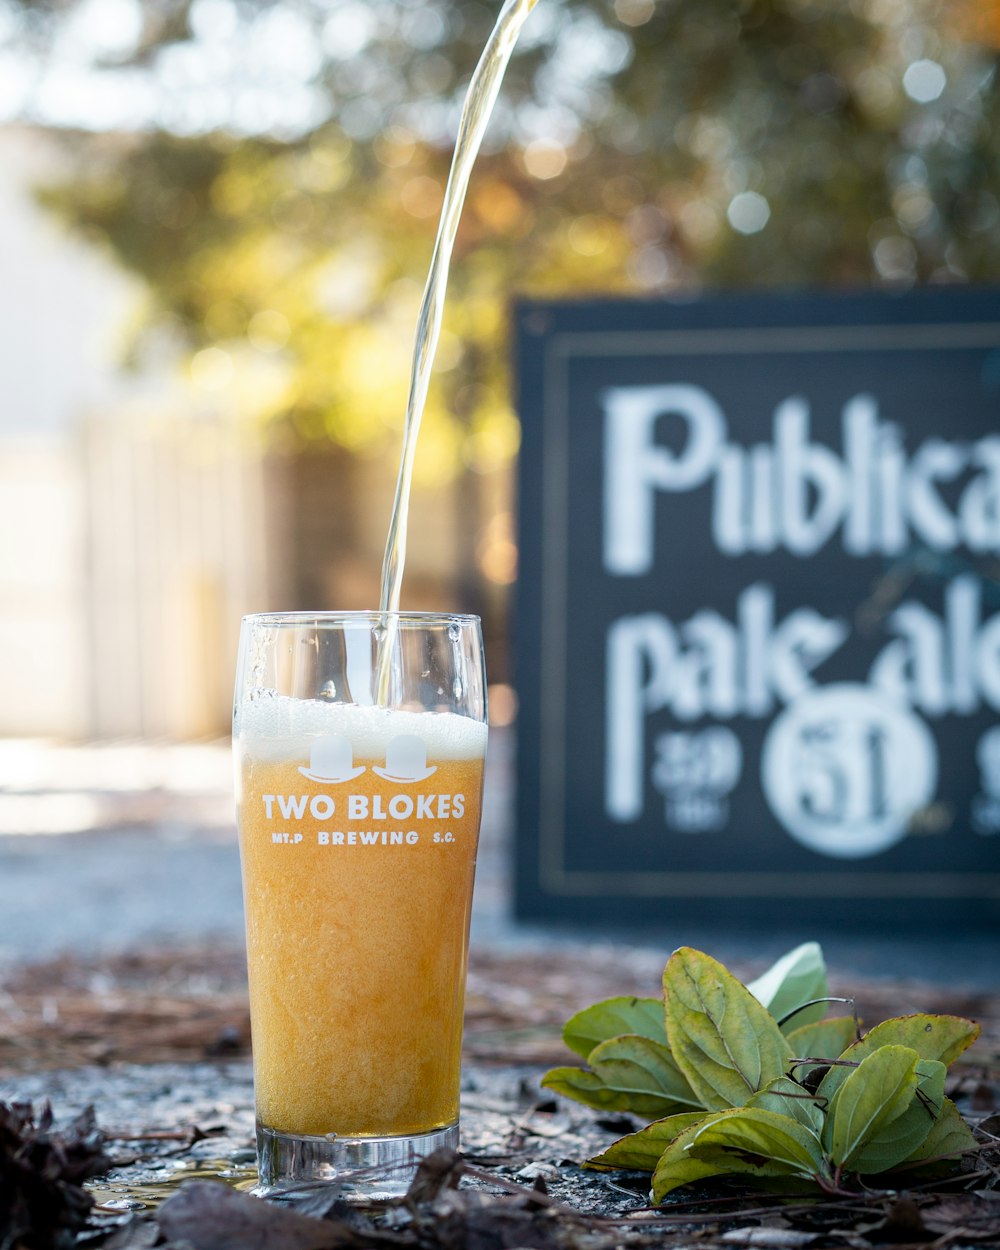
xmin=252 ymin=1121 xmax=459 ymax=1200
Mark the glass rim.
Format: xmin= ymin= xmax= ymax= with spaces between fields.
xmin=240 ymin=610 xmax=481 ymax=628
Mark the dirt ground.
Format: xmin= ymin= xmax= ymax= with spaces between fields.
xmin=1 ymin=940 xmax=999 ymax=1076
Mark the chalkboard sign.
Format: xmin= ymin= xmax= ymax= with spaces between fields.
xmin=514 ymin=289 xmax=1000 ymax=929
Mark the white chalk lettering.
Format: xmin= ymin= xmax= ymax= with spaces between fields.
xmin=603 ymin=386 xmax=1000 ymax=569
xmin=869 ymin=575 xmax=1000 ymax=714
xmin=603 ymin=384 xmax=727 ymax=574
xmin=606 ymin=585 xmax=847 ymax=821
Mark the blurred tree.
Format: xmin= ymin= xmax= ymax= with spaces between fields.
xmin=24 ymin=0 xmax=1000 ymax=436
xmin=7 ymin=0 xmax=1000 ymax=610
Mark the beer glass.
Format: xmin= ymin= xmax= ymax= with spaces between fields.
xmin=233 ymin=612 xmax=487 ymax=1196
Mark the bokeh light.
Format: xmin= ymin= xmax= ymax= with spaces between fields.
xmin=903 ymin=59 xmax=947 ymax=103
xmin=727 ymin=191 xmax=771 ymax=236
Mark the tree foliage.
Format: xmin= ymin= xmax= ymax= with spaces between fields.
xmin=11 ymin=0 xmax=1000 ymax=474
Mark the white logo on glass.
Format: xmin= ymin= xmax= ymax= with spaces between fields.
xmin=373 ymin=735 xmax=437 ymax=784
xmin=299 ymin=736 xmax=367 ymax=784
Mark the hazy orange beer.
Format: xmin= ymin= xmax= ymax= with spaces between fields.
xmin=234 ymin=613 xmax=487 ymax=1195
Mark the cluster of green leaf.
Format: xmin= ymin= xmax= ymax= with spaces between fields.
xmin=542 ymin=944 xmax=980 ymax=1200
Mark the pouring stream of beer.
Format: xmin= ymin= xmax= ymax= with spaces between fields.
xmin=375 ymin=0 xmax=539 ymax=704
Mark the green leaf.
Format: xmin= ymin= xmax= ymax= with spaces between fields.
xmin=785 ymin=1017 xmax=858 ymax=1064
xmin=589 ymin=1035 xmax=702 ymax=1112
xmin=664 ymin=947 xmax=793 ymax=1111
xmin=652 ymin=1106 xmax=829 ymax=1200
xmin=817 ymin=1014 xmax=981 ymax=1106
xmin=562 ymin=996 xmax=667 ymax=1060
xmin=541 ymin=1066 xmax=632 ymax=1113
xmin=902 ymin=1097 xmax=979 ymax=1167
xmin=747 ymin=942 xmax=829 ymax=1031
xmin=652 ymin=1115 xmax=735 ymax=1201
xmin=849 ymin=1059 xmax=945 ymax=1175
xmin=587 ymin=1112 xmax=708 ymax=1173
xmin=826 ymin=1045 xmax=921 ymax=1169
xmin=687 ymin=1107 xmax=826 ymax=1181
xmin=861 ymin=1014 xmax=980 ymax=1066
xmin=540 ymin=1065 xmax=672 ymax=1117
xmin=542 ymin=1034 xmax=700 ymax=1118
xmin=746 ymin=1076 xmax=824 ymax=1134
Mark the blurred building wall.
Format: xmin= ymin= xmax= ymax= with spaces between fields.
xmin=0 ymin=126 xmax=134 ymax=738
xmin=0 ymin=125 xmax=506 ymax=740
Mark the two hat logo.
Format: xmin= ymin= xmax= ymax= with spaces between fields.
xmin=298 ymin=734 xmax=437 ymax=785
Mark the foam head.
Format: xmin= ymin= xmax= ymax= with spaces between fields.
xmin=236 ymin=691 xmax=487 ymax=763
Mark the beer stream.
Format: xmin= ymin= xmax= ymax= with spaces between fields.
xmin=375 ymin=0 xmax=540 ymax=704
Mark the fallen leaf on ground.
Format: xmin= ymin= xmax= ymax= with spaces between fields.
xmin=155 ymin=1180 xmax=380 ymax=1250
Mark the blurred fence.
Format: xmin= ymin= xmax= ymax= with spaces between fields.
xmin=0 ymin=404 xmax=506 ymax=739
xmin=0 ymin=411 xmax=279 ymax=739
xmin=83 ymin=409 xmax=281 ymax=738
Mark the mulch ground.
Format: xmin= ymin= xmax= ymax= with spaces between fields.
xmin=2 ymin=942 xmax=999 ymax=1074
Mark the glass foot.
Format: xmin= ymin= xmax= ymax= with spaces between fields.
xmin=252 ymin=1121 xmax=459 ymax=1200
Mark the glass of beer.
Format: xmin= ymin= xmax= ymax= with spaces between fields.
xmin=233 ymin=611 xmax=487 ymax=1197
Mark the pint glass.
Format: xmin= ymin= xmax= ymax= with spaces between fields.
xmin=233 ymin=612 xmax=487 ymax=1196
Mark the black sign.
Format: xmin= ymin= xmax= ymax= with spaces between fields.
xmin=514 ymin=289 xmax=1000 ymax=929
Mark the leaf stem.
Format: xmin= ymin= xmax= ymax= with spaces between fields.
xmin=776 ymin=997 xmax=857 ymax=1030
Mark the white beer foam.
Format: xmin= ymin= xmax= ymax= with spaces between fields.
xmin=237 ymin=690 xmax=487 ymax=762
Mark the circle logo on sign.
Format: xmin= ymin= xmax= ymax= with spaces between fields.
xmin=761 ymin=683 xmax=937 ymax=859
